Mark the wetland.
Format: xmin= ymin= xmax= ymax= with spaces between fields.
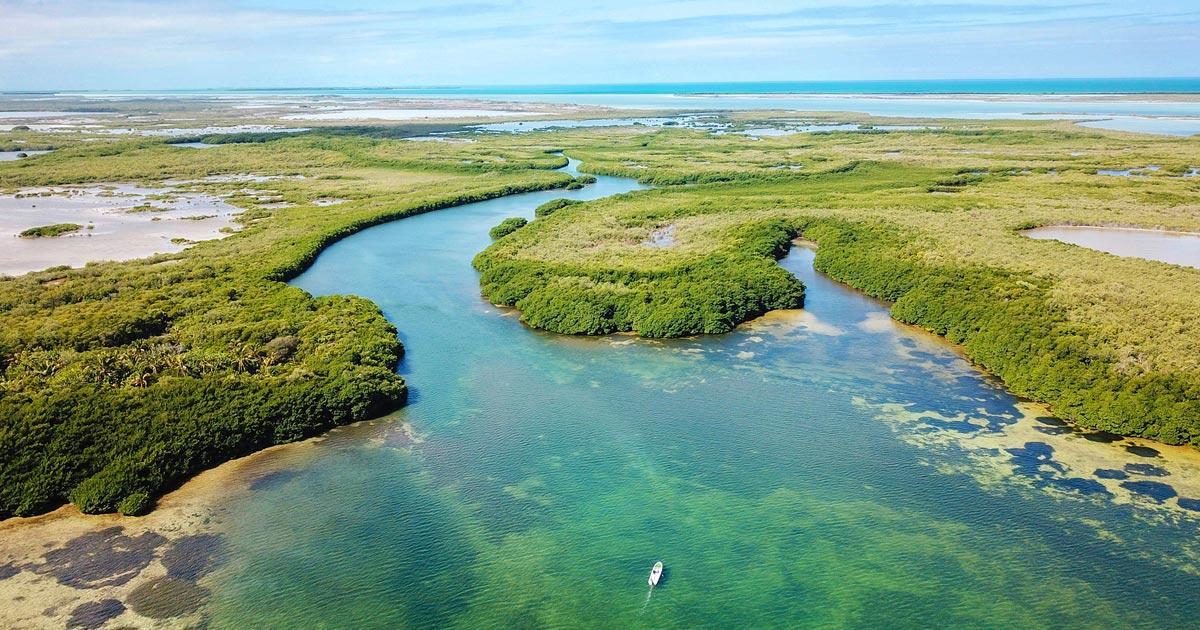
xmin=3 ymin=96 xmax=1200 ymax=627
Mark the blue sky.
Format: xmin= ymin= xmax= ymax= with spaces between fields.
xmin=1 ymin=0 xmax=1198 ymax=89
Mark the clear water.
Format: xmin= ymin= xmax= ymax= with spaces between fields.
xmin=202 ymin=164 xmax=1200 ymax=627
xmin=1077 ymin=117 xmax=1200 ymax=136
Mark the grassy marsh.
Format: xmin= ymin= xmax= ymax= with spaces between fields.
xmin=3 ymin=110 xmax=1200 ymax=520
xmin=0 ymin=134 xmax=572 ymax=518
xmin=474 ymin=116 xmax=1200 ymax=444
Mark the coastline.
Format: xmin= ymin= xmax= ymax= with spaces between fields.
xmin=678 ymin=92 xmax=1200 ymax=103
xmin=0 ymin=428 xmax=320 ymax=628
xmin=0 ymin=415 xmax=422 ymax=628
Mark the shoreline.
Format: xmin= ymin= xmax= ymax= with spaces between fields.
xmin=0 ymin=429 xmax=327 ymax=628
xmin=677 ymin=92 xmax=1200 ymax=103
xmin=0 ymin=414 xmax=421 ymax=628
xmin=4 ymin=225 xmax=1200 ymax=626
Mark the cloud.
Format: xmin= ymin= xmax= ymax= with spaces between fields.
xmin=0 ymin=0 xmax=1197 ymax=88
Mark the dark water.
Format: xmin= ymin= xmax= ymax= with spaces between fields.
xmin=203 ymin=163 xmax=1200 ymax=628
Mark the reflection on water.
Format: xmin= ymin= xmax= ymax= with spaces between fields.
xmin=1025 ymin=225 xmax=1200 ymax=269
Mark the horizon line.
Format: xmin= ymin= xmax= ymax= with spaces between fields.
xmin=6 ymin=77 xmax=1200 ymax=95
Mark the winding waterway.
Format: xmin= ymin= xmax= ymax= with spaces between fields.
xmin=196 ymin=162 xmax=1200 ymax=627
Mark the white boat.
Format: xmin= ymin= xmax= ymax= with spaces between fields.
xmin=648 ymin=561 xmax=663 ymax=587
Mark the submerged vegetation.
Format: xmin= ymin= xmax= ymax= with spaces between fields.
xmin=3 ymin=108 xmax=1200 ymax=519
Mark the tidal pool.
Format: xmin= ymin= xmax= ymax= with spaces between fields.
xmin=1077 ymin=116 xmax=1200 ymax=136
xmin=1096 ymin=165 xmax=1160 ymax=177
xmin=181 ymin=162 xmax=1200 ymax=627
xmin=0 ymin=183 xmax=242 ymax=275
xmin=0 ymin=150 xmax=52 ymax=161
xmin=1025 ymin=225 xmax=1200 ymax=269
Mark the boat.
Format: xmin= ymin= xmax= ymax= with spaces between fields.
xmin=648 ymin=561 xmax=663 ymax=587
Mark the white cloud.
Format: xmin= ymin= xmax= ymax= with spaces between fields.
xmin=0 ymin=0 xmax=1197 ymax=88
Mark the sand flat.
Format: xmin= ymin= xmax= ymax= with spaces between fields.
xmin=0 ymin=184 xmax=242 ymax=276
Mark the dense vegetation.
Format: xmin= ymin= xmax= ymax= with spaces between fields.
xmin=4 ymin=106 xmax=1200 ymax=521
xmin=472 ymin=118 xmax=1200 ymax=444
xmin=489 ymin=217 xmax=528 ymax=240
xmin=803 ymin=218 xmax=1200 ymax=444
xmin=19 ymin=223 xmax=82 ymax=238
xmin=534 ymin=198 xmax=582 ymax=217
xmin=476 ymin=216 xmax=805 ymax=336
xmin=0 ymin=133 xmax=571 ymax=518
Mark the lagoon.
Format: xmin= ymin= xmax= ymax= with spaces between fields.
xmin=1025 ymin=225 xmax=1200 ymax=269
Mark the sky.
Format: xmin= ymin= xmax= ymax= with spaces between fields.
xmin=1 ymin=0 xmax=1198 ymax=90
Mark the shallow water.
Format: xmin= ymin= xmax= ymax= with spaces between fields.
xmin=182 ymin=162 xmax=1200 ymax=627
xmin=1096 ymin=165 xmax=1160 ymax=177
xmin=737 ymin=124 xmax=933 ymax=137
xmin=101 ymin=125 xmax=309 ymax=137
xmin=0 ymin=150 xmax=52 ymax=161
xmin=283 ymin=109 xmax=536 ymax=121
xmin=471 ymin=116 xmax=720 ymax=133
xmin=1025 ymin=225 xmax=1200 ymax=269
xmin=472 ymin=118 xmax=930 ymax=138
xmin=0 ymin=183 xmax=241 ymax=275
xmin=306 ymin=90 xmax=1200 ymax=133
xmin=0 ymin=111 xmax=114 ymax=119
xmin=1077 ymin=117 xmax=1200 ymax=136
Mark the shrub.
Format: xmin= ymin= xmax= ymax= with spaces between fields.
xmin=801 ymin=217 xmax=1200 ymax=446
xmin=476 ymin=218 xmax=805 ymax=338
xmin=0 ymin=134 xmax=573 ymax=518
xmin=489 ymin=217 xmax=528 ymax=240
xmin=117 ymin=491 xmax=152 ymax=516
xmin=534 ymin=198 xmax=582 ymax=218
xmin=19 ymin=223 xmax=82 ymax=238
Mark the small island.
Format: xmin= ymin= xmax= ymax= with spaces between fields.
xmin=18 ymin=223 xmax=82 ymax=238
